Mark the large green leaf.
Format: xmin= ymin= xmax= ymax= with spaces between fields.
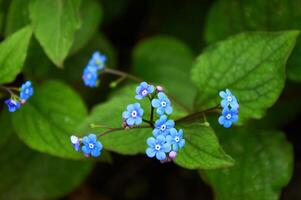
xmin=4 ymin=0 xmax=30 ymax=36
xmin=132 ymin=36 xmax=197 ymax=111
xmin=11 ymin=80 xmax=88 ymax=159
xmin=192 ymin=31 xmax=298 ymax=123
xmin=0 ymin=26 xmax=32 ymax=84
xmin=202 ymin=128 xmax=293 ymax=200
xmin=205 ymin=0 xmax=301 ymax=82
xmin=0 ymin=135 xmax=92 ymax=200
xmin=77 ymin=85 xmax=186 ymax=155
xmin=29 ymin=0 xmax=81 ymax=67
xmin=174 ymin=124 xmax=234 ymax=169
xmin=70 ymin=0 xmax=103 ymax=54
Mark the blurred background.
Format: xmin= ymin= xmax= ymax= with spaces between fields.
xmin=0 ymin=0 xmax=301 ymax=199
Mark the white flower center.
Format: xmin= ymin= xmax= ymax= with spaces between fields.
xmin=131 ymin=110 xmax=137 ymax=117
xmin=155 ymin=144 xmax=161 ymax=150
xmin=89 ymin=143 xmax=94 ymax=149
xmin=141 ymin=89 xmax=148 ymax=96
xmin=175 ymin=136 xmax=180 ymax=142
xmin=161 ymin=101 xmax=167 ymax=107
xmin=95 ymin=59 xmax=101 ymax=65
xmin=226 ymin=113 xmax=232 ymax=119
xmin=160 ymin=124 xmax=166 ymax=131
xmin=227 ymin=96 xmax=232 ymax=102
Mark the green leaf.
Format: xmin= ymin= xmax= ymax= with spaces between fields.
xmin=0 ymin=111 xmax=13 ymax=146
xmin=0 ymin=26 xmax=32 ymax=84
xmin=0 ymin=135 xmax=92 ymax=200
xmin=29 ymin=0 xmax=81 ymax=67
xmin=174 ymin=124 xmax=234 ymax=169
xmin=11 ymin=80 xmax=88 ymax=159
xmin=77 ymin=85 xmax=186 ymax=155
xmin=205 ymin=0 xmax=301 ymax=82
xmin=192 ymin=31 xmax=299 ymax=123
xmin=70 ymin=0 xmax=103 ymax=54
xmin=132 ymin=36 xmax=197 ymax=111
xmin=202 ymin=128 xmax=293 ymax=200
xmin=4 ymin=0 xmax=30 ymax=36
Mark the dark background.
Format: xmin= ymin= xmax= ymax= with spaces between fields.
xmin=60 ymin=0 xmax=301 ymax=199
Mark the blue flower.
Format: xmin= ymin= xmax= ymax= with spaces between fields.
xmin=70 ymin=135 xmax=81 ymax=152
xmin=151 ymin=92 xmax=173 ymax=115
xmin=146 ymin=135 xmax=171 ymax=161
xmin=219 ymin=89 xmax=239 ymax=110
xmin=135 ymin=82 xmax=155 ymax=100
xmin=218 ymin=107 xmax=239 ymax=128
xmin=122 ymin=103 xmax=144 ymax=126
xmin=153 ymin=115 xmax=175 ymax=137
xmin=82 ymin=66 xmax=99 ymax=87
xmin=88 ymin=51 xmax=106 ymax=70
xmin=5 ymin=99 xmax=21 ymax=112
xmin=166 ymin=128 xmax=185 ymax=151
xmin=20 ymin=81 xmax=34 ymax=101
xmin=82 ymin=134 xmax=103 ymax=157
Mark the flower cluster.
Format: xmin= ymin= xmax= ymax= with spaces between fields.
xmin=70 ymin=134 xmax=103 ymax=157
xmin=4 ymin=81 xmax=34 ymax=112
xmin=218 ymin=89 xmax=239 ymax=128
xmin=122 ymin=82 xmax=185 ymax=162
xmin=82 ymin=51 xmax=106 ymax=87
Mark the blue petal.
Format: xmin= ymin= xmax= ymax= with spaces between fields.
xmin=156 ymin=151 xmax=166 ymax=160
xmin=146 ymin=147 xmax=156 ymax=158
xmin=221 ymin=100 xmax=228 ymax=108
xmin=156 ymin=108 xmax=164 ymax=115
xmin=141 ymin=82 xmax=148 ymax=87
xmin=179 ymin=139 xmax=185 ymax=148
xmin=223 ymin=121 xmax=232 ymax=128
xmin=147 ymin=137 xmax=156 ymax=147
xmin=165 ymin=106 xmax=173 ymax=114
xmin=82 ymin=146 xmax=91 ymax=154
xmin=151 ymin=99 xmax=161 ymax=108
xmin=156 ymin=135 xmax=166 ymax=143
xmin=172 ymin=144 xmax=179 ymax=151
xmin=135 ymin=117 xmax=142 ymax=125
xmin=122 ymin=111 xmax=130 ymax=118
xmin=135 ymin=95 xmax=142 ymax=100
xmin=162 ymin=143 xmax=171 ymax=152
xmin=91 ymin=149 xmax=101 ymax=157
xmin=148 ymin=85 xmax=155 ymax=93
xmin=157 ymin=92 xmax=166 ymax=100
xmin=231 ymin=114 xmax=238 ymax=122
xmin=96 ymin=141 xmax=103 ymax=150
xmin=138 ymin=107 xmax=144 ymax=116
xmin=218 ymin=116 xmax=225 ymax=125
xmin=219 ymin=91 xmax=227 ymax=98
xmin=166 ymin=135 xmax=173 ymax=144
xmin=166 ymin=119 xmax=175 ymax=127
xmin=152 ymin=129 xmax=160 ymax=137
xmin=82 ymin=136 xmax=90 ymax=145
xmin=127 ymin=104 xmax=134 ymax=111
xmin=169 ymin=128 xmax=177 ymax=137
xmin=178 ymin=129 xmax=183 ymax=137
xmin=88 ymin=134 xmax=97 ymax=142
xmin=126 ymin=118 xmax=135 ymax=126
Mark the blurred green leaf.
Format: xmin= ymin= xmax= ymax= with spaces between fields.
xmin=175 ymin=123 xmax=234 ymax=169
xmin=0 ymin=135 xmax=93 ymax=200
xmin=132 ymin=36 xmax=197 ymax=111
xmin=29 ymin=0 xmax=81 ymax=67
xmin=4 ymin=0 xmax=30 ymax=36
xmin=202 ymin=128 xmax=293 ymax=200
xmin=192 ymin=31 xmax=298 ymax=123
xmin=0 ymin=111 xmax=13 ymax=146
xmin=77 ymin=85 xmax=186 ymax=155
xmin=0 ymin=26 xmax=32 ymax=84
xmin=11 ymin=80 xmax=88 ymax=159
xmin=205 ymin=0 xmax=301 ymax=82
xmin=71 ymin=0 xmax=103 ymax=54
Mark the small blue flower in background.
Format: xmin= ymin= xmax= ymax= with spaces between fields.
xmin=146 ymin=135 xmax=171 ymax=161
xmin=20 ymin=81 xmax=34 ymax=101
xmin=151 ymin=92 xmax=173 ymax=115
xmin=82 ymin=134 xmax=103 ymax=157
xmin=122 ymin=103 xmax=144 ymax=126
xmin=219 ymin=89 xmax=239 ymax=110
xmin=70 ymin=135 xmax=81 ymax=152
xmin=153 ymin=115 xmax=175 ymax=137
xmin=218 ymin=107 xmax=238 ymax=128
xmin=5 ymin=99 xmax=21 ymax=112
xmin=82 ymin=66 xmax=99 ymax=87
xmin=166 ymin=128 xmax=185 ymax=151
xmin=135 ymin=82 xmax=155 ymax=100
xmin=88 ymin=51 xmax=106 ymax=70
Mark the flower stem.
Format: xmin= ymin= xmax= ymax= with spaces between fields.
xmin=97 ymin=125 xmax=151 ymax=137
xmin=175 ymin=105 xmax=221 ymax=124
xmin=0 ymin=85 xmax=15 ymax=97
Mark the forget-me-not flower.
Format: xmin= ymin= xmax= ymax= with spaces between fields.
xmin=166 ymin=128 xmax=185 ymax=151
xmin=146 ymin=135 xmax=171 ymax=161
xmin=82 ymin=66 xmax=99 ymax=87
xmin=88 ymin=51 xmax=106 ymax=70
xmin=82 ymin=134 xmax=103 ymax=157
xmin=151 ymin=92 xmax=173 ymax=115
xmin=20 ymin=81 xmax=34 ymax=101
xmin=70 ymin=135 xmax=81 ymax=152
xmin=219 ymin=89 xmax=239 ymax=110
xmin=5 ymin=99 xmax=21 ymax=112
xmin=122 ymin=103 xmax=144 ymax=126
xmin=218 ymin=107 xmax=239 ymax=128
xmin=152 ymin=115 xmax=175 ymax=137
xmin=135 ymin=82 xmax=155 ymax=100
